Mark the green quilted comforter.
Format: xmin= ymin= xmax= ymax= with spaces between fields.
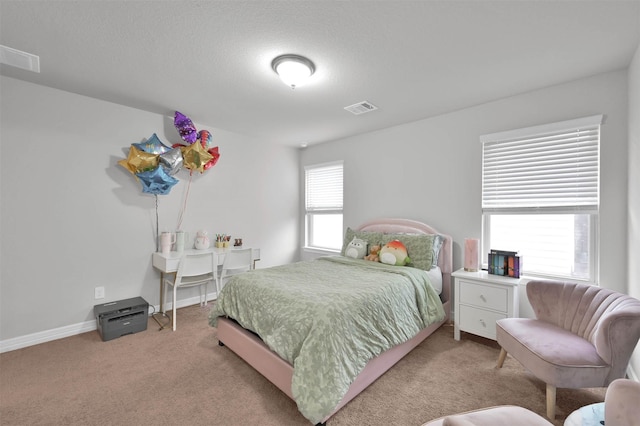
xmin=208 ymin=256 xmax=445 ymax=424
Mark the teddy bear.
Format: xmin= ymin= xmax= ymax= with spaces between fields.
xmin=379 ymin=239 xmax=411 ymax=266
xmin=364 ymin=244 xmax=381 ymax=262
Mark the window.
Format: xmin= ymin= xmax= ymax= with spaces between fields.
xmin=305 ymin=162 xmax=343 ymax=251
xmin=481 ymin=115 xmax=602 ymax=282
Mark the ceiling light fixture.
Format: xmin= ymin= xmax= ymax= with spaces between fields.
xmin=271 ymin=54 xmax=315 ymax=89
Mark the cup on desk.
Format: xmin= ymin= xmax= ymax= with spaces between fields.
xmin=160 ymin=232 xmax=176 ymax=254
xmin=175 ymin=231 xmax=187 ymax=253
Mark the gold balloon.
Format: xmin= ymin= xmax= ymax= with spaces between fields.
xmin=119 ymin=145 xmax=159 ymax=175
xmin=181 ymin=141 xmax=213 ymax=174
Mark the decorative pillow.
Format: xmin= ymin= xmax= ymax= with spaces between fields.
xmin=432 ymin=234 xmax=445 ymax=267
xmin=379 ymin=240 xmax=411 ymax=266
xmin=345 ymin=237 xmax=368 ymax=259
xmin=341 ymin=228 xmax=384 ymax=256
xmin=380 ymin=233 xmax=434 ymax=270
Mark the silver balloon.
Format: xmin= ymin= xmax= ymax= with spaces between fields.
xmin=159 ymin=147 xmax=183 ymax=176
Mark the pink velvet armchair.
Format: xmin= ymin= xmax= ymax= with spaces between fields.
xmin=495 ymin=280 xmax=640 ymax=420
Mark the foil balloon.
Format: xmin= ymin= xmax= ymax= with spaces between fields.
xmin=174 ymin=111 xmax=197 ymax=144
xmin=118 ymin=144 xmax=159 ymax=175
xmin=181 ymin=140 xmax=213 ymax=174
xmin=198 ymin=130 xmax=212 ymax=150
xmin=159 ymin=147 xmax=184 ymax=176
xmin=133 ymin=133 xmax=171 ymax=154
xmin=136 ymin=166 xmax=179 ymax=195
xmin=203 ymin=146 xmax=221 ymax=171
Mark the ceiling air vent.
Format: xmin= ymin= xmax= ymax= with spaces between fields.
xmin=0 ymin=45 xmax=40 ymax=73
xmin=344 ymin=101 xmax=378 ymax=115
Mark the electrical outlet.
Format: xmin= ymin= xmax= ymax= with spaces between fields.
xmin=94 ymin=286 xmax=105 ymax=299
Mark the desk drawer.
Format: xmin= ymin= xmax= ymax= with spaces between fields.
xmin=459 ymin=280 xmax=508 ymax=312
xmin=459 ymin=305 xmax=506 ymax=340
xmin=152 ymin=254 xmax=179 ymax=272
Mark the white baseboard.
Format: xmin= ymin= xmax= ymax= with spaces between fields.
xmin=0 ymin=319 xmax=98 ymax=354
xmin=0 ymin=294 xmax=215 ymax=353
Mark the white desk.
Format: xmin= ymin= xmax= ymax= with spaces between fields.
xmin=151 ymin=247 xmax=260 ymax=328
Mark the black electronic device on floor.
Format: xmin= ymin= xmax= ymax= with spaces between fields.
xmin=94 ymin=297 xmax=148 ymax=341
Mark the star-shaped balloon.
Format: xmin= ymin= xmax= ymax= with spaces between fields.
xmin=118 ymin=144 xmax=159 ymax=175
xmin=203 ymin=146 xmax=221 ymax=171
xmin=174 ymin=111 xmax=197 ymax=144
xmin=181 ymin=140 xmax=213 ymax=174
xmin=136 ymin=166 xmax=179 ymax=195
xmin=159 ymin=147 xmax=183 ymax=176
xmin=133 ymin=133 xmax=171 ymax=154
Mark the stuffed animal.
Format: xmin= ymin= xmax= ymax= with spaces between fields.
xmin=364 ymin=244 xmax=381 ymax=262
xmin=379 ymin=239 xmax=411 ymax=266
xmin=345 ymin=237 xmax=368 ymax=259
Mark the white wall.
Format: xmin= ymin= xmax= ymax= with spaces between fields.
xmin=0 ymin=76 xmax=300 ymax=346
xmin=301 ymin=70 xmax=629 ymax=295
xmin=627 ymin=43 xmax=640 ymax=380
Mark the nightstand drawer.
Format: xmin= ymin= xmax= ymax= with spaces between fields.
xmin=459 ymin=280 xmax=508 ymax=312
xmin=459 ymin=305 xmax=506 ymax=340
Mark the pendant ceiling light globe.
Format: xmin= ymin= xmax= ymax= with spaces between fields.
xmin=271 ymin=54 xmax=315 ymax=89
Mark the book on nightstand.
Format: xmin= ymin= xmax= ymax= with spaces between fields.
xmin=488 ymin=249 xmax=522 ymax=278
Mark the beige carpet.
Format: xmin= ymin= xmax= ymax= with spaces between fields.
xmin=0 ymin=304 xmax=605 ymax=426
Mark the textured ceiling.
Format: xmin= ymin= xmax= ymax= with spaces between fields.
xmin=1 ymin=1 xmax=639 ymax=147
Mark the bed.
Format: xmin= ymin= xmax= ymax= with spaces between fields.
xmin=209 ymin=218 xmax=452 ymax=425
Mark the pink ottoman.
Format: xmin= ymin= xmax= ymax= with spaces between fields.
xmin=422 ymin=405 xmax=553 ymax=426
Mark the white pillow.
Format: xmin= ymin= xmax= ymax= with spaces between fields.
xmin=425 ymin=266 xmax=443 ymax=294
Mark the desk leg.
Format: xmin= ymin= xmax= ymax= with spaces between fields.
xmin=213 ymin=252 xmax=220 ymax=301
xmin=151 ymin=272 xmax=171 ymax=330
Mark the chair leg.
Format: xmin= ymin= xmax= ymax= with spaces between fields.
xmin=172 ymin=286 xmax=177 ymax=331
xmin=546 ymin=383 xmax=556 ymax=419
xmin=497 ymin=348 xmax=507 ymax=368
xmin=203 ymin=282 xmax=208 ymax=306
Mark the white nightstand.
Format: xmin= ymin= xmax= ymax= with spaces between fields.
xmin=452 ymin=269 xmax=520 ymax=341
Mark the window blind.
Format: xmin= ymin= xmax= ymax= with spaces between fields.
xmin=481 ymin=115 xmax=603 ymax=212
xmin=305 ymin=162 xmax=343 ymax=211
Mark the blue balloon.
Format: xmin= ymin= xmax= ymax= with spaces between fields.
xmin=133 ymin=133 xmax=171 ymax=154
xmin=136 ymin=166 xmax=179 ymax=195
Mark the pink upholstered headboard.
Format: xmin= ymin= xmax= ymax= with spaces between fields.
xmin=356 ymin=218 xmax=453 ymax=311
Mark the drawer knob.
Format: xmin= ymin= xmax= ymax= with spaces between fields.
xmin=479 ymin=319 xmax=486 ymax=327
xmin=479 ymin=294 xmax=487 ymax=303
